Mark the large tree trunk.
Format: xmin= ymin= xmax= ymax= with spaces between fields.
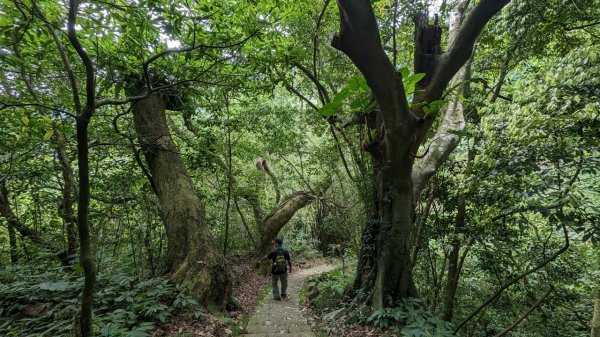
xmin=258 ymin=191 xmax=314 ymax=255
xmin=593 ymin=289 xmax=600 ymax=337
xmin=348 ymin=115 xmax=420 ymax=308
xmin=592 ymin=251 xmax=600 ymax=337
xmin=131 ymin=93 xmax=232 ymax=309
xmin=332 ymin=0 xmax=509 ymax=309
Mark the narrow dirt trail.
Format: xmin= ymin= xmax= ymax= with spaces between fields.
xmin=243 ymin=264 xmax=336 ymax=337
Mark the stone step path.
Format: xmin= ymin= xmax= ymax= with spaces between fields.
xmin=244 ymin=264 xmax=336 ymax=337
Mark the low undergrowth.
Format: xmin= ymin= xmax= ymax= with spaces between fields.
xmin=363 ymin=299 xmax=455 ymax=337
xmin=303 ymin=269 xmax=455 ymax=337
xmin=304 ymin=268 xmax=353 ymax=313
xmin=0 ymin=264 xmax=200 ymax=337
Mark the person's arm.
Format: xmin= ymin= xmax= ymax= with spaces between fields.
xmin=260 ymin=252 xmax=272 ymax=262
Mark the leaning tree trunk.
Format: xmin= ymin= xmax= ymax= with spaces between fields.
xmin=132 ymin=93 xmax=231 ymax=309
xmin=258 ymin=191 xmax=314 ymax=255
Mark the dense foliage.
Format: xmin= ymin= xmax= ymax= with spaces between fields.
xmin=0 ymin=0 xmax=598 ymax=336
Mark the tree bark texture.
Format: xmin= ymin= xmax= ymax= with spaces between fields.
xmin=75 ymin=116 xmax=96 ymax=337
xmin=54 ymin=129 xmax=79 ymax=260
xmin=592 ymin=251 xmax=600 ymax=337
xmin=333 ymin=0 xmax=509 ymax=309
xmin=443 ymin=191 xmax=465 ymax=321
xmin=8 ymin=210 xmax=18 ymax=264
xmin=132 ymin=93 xmax=232 ymax=309
xmin=593 ymin=288 xmax=600 ymax=337
xmin=440 ymin=4 xmax=473 ymax=319
xmin=259 ymin=191 xmax=314 ymax=255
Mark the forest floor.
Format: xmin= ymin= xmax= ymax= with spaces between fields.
xmin=151 ymin=255 xmax=331 ymax=337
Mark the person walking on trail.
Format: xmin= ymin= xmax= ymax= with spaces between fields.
xmin=261 ymin=237 xmax=292 ymax=301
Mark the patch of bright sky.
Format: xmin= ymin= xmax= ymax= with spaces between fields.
xmin=428 ymin=0 xmax=446 ymax=14
xmin=160 ymin=0 xmax=448 ymax=50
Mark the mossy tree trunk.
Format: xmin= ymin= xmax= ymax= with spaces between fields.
xmin=592 ymin=287 xmax=600 ymax=337
xmin=258 ymin=191 xmax=315 ymax=256
xmin=441 ymin=3 xmax=474 ymax=319
xmin=131 ymin=93 xmax=232 ymax=309
xmin=1 ymin=181 xmax=19 ymax=264
xmin=592 ymin=251 xmax=600 ymax=337
xmin=333 ymin=0 xmax=509 ymax=309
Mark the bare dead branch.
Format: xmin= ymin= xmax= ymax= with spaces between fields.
xmin=261 ymin=159 xmax=282 ymax=205
xmin=332 ymin=0 xmax=413 ymax=132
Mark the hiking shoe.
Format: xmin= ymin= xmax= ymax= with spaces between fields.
xmin=281 ymin=294 xmax=287 ymax=299
xmin=274 ymin=297 xmax=281 ymax=301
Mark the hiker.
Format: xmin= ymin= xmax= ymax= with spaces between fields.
xmin=261 ymin=237 xmax=292 ymax=300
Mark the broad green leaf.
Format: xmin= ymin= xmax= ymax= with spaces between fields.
xmin=43 ymin=130 xmax=54 ymax=141
xmin=318 ymin=101 xmax=342 ymax=117
xmin=399 ymin=66 xmax=410 ymax=79
xmin=73 ymin=263 xmax=84 ymax=273
xmin=423 ymin=99 xmax=447 ymax=116
xmin=404 ymin=73 xmax=426 ymax=95
xmin=318 ymin=75 xmax=369 ymax=116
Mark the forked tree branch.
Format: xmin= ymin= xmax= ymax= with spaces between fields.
xmin=428 ymin=0 xmax=510 ymax=100
xmin=411 ymin=0 xmax=471 ymax=198
xmin=332 ymin=0 xmax=412 ymax=133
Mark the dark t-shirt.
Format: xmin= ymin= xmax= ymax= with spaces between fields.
xmin=266 ymin=249 xmax=291 ymax=275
